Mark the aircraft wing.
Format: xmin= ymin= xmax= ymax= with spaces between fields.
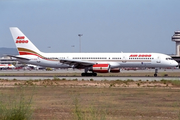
xmin=6 ymin=55 xmax=30 ymax=61
xmin=60 ymin=59 xmax=96 ymax=68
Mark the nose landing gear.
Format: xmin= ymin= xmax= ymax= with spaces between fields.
xmin=154 ymin=68 xmax=158 ymax=77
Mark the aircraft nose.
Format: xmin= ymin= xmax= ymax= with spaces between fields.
xmin=173 ymin=60 xmax=179 ymax=67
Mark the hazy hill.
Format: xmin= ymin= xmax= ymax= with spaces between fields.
xmin=0 ymin=47 xmax=18 ymax=57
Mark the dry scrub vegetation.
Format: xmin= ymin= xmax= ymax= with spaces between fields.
xmin=1 ymin=79 xmax=180 ymax=120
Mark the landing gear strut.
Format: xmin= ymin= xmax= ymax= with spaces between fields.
xmin=81 ymin=68 xmax=97 ymax=76
xmin=154 ymin=68 xmax=158 ymax=77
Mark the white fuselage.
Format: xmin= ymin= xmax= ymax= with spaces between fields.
xmin=16 ymin=52 xmax=178 ymax=68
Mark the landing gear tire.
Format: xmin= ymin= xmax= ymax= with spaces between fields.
xmin=81 ymin=73 xmax=97 ymax=76
xmin=92 ymin=73 xmax=97 ymax=76
xmin=154 ymin=74 xmax=157 ymax=77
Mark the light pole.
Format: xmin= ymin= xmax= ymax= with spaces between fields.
xmin=78 ymin=34 xmax=83 ymax=52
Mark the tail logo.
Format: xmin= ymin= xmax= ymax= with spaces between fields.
xmin=16 ymin=36 xmax=28 ymax=43
xmin=16 ymin=40 xmax=28 ymax=43
xmin=17 ymin=36 xmax=25 ymax=39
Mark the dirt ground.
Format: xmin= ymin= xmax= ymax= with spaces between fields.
xmin=1 ymin=79 xmax=180 ymax=120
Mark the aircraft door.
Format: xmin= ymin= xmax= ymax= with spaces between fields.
xmin=37 ymin=57 xmax=40 ymax=63
xmin=156 ymin=56 xmax=161 ymax=63
xmin=122 ymin=55 xmax=126 ymax=63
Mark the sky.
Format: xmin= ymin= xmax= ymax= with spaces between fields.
xmin=1 ymin=0 xmax=180 ymax=54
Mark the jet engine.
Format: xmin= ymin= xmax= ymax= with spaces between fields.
xmin=92 ymin=64 xmax=110 ymax=73
xmin=90 ymin=64 xmax=120 ymax=73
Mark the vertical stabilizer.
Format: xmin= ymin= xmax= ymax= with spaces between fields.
xmin=10 ymin=27 xmax=42 ymax=56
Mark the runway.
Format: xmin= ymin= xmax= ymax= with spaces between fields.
xmin=0 ymin=68 xmax=179 ymax=73
xmin=0 ymin=68 xmax=179 ymax=81
xmin=0 ymin=76 xmax=180 ymax=81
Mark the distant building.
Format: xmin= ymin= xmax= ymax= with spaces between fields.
xmin=171 ymin=31 xmax=180 ymax=67
xmin=0 ymin=57 xmax=22 ymax=67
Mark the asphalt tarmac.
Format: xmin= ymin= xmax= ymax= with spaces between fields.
xmin=0 ymin=76 xmax=179 ymax=81
xmin=0 ymin=68 xmax=179 ymax=81
xmin=0 ymin=68 xmax=179 ymax=73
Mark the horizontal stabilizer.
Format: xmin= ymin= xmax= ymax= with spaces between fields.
xmin=6 ymin=55 xmax=30 ymax=61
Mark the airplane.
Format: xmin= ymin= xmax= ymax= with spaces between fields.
xmin=8 ymin=27 xmax=178 ymax=77
xmin=0 ymin=64 xmax=15 ymax=70
xmin=23 ymin=64 xmax=45 ymax=70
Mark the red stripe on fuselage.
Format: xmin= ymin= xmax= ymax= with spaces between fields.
xmin=18 ymin=51 xmax=57 ymax=61
xmin=19 ymin=51 xmax=41 ymax=57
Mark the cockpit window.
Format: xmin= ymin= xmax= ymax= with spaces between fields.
xmin=166 ymin=58 xmax=173 ymax=60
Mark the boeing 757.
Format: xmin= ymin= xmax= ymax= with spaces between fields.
xmin=9 ymin=27 xmax=178 ymax=77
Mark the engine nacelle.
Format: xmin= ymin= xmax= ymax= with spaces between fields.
xmin=92 ymin=64 xmax=110 ymax=73
xmin=110 ymin=68 xmax=120 ymax=73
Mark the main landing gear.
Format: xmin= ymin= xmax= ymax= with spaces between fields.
xmin=81 ymin=67 xmax=97 ymax=76
xmin=154 ymin=68 xmax=158 ymax=77
xmin=81 ymin=73 xmax=97 ymax=76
